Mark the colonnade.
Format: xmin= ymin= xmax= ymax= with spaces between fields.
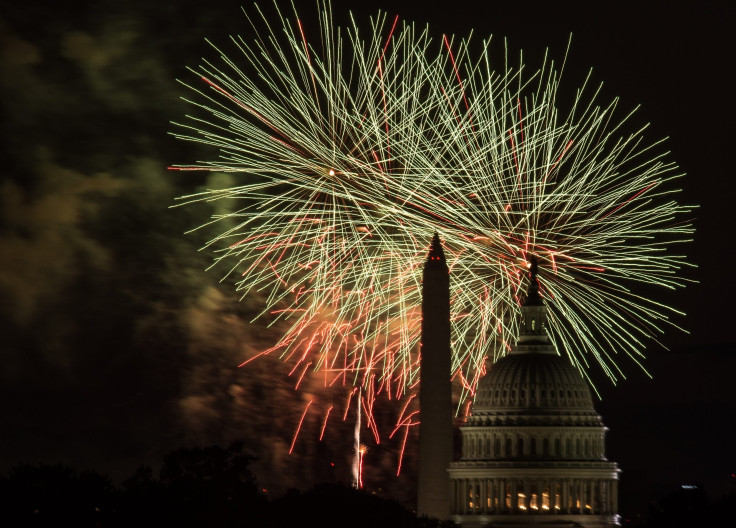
xmin=464 ymin=432 xmax=606 ymax=460
xmin=450 ymin=477 xmax=618 ymax=516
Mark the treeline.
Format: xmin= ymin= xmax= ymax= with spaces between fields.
xmin=0 ymin=441 xmax=452 ymax=527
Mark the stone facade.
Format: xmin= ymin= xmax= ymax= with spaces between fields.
xmin=418 ymin=233 xmax=453 ymax=519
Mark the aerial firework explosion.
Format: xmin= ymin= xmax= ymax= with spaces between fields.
xmin=170 ymin=1 xmax=694 ymax=468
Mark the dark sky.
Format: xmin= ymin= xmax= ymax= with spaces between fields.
xmin=1 ymin=0 xmax=734 ymax=521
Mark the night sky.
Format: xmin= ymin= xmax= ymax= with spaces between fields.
xmin=1 ymin=0 xmax=734 ymax=522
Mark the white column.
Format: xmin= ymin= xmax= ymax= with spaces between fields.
xmin=612 ymin=479 xmax=618 ymax=514
xmin=473 ymin=479 xmax=485 ymax=513
xmin=449 ymin=479 xmax=455 ymax=514
xmin=482 ymin=479 xmax=488 ymax=513
xmin=578 ymin=479 xmax=583 ymax=513
xmin=579 ymin=479 xmax=584 ymax=513
xmin=461 ymin=479 xmax=468 ymax=514
xmin=538 ymin=479 xmax=543 ymax=511
xmin=497 ymin=478 xmax=502 ymax=512
xmin=581 ymin=480 xmax=587 ymax=513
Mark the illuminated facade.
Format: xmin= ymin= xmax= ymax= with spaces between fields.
xmin=448 ymin=261 xmax=621 ymax=527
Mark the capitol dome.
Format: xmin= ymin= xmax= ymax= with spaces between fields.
xmin=448 ymin=261 xmax=621 ymax=527
xmin=472 ymin=352 xmax=596 ymax=413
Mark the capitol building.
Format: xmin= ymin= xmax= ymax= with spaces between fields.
xmin=446 ymin=261 xmax=621 ymax=527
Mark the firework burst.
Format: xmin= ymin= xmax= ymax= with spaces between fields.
xmin=171 ymin=1 xmax=694 ymax=466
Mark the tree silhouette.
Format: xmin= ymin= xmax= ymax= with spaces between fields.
xmin=1 ymin=463 xmax=115 ymax=527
